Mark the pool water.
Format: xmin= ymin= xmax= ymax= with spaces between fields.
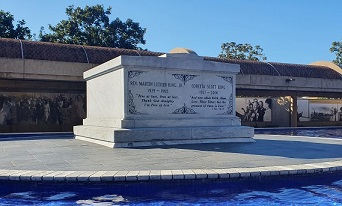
xmin=255 ymin=127 xmax=342 ymax=139
xmin=2 ymin=174 xmax=342 ymax=205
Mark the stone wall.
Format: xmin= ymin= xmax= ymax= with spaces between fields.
xmin=0 ymin=57 xmax=95 ymax=81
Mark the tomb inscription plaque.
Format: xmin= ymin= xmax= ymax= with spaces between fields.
xmin=127 ymin=70 xmax=234 ymax=117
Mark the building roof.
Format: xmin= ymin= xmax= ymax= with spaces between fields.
xmin=205 ymin=57 xmax=342 ymax=79
xmin=0 ymin=38 xmax=163 ymax=64
xmin=1 ymin=38 xmax=341 ymax=79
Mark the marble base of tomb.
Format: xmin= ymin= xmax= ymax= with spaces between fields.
xmin=74 ymin=124 xmax=255 ymax=148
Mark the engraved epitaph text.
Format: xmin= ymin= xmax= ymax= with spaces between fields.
xmin=127 ymin=70 xmax=234 ymax=117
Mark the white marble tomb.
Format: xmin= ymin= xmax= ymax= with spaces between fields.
xmin=74 ymin=49 xmax=254 ymax=147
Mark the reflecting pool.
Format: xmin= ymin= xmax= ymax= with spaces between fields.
xmin=1 ymin=173 xmax=342 ymax=205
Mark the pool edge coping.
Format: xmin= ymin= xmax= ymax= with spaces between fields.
xmin=1 ymin=160 xmax=342 ymax=183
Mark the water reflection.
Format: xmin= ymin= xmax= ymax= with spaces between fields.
xmin=1 ymin=174 xmax=342 ymax=205
xmin=255 ymin=128 xmax=342 ymax=139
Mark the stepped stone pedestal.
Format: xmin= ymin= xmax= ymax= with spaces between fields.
xmin=74 ymin=51 xmax=254 ymax=147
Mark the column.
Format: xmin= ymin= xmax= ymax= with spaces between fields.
xmin=291 ymin=95 xmax=298 ymax=127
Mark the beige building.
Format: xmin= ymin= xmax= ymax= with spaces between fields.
xmin=1 ymin=38 xmax=342 ymax=132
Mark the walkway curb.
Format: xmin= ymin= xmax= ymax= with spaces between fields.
xmin=0 ymin=132 xmax=73 ymax=139
xmin=1 ymin=160 xmax=342 ymax=183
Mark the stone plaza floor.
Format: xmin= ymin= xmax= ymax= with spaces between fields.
xmin=0 ymin=133 xmax=342 ymax=182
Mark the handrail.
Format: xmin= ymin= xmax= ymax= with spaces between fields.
xmin=81 ymin=46 xmax=90 ymax=63
xmin=19 ymin=39 xmax=24 ymax=59
xmin=264 ymin=61 xmax=281 ymax=76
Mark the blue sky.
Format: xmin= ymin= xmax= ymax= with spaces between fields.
xmin=1 ymin=0 xmax=341 ymax=64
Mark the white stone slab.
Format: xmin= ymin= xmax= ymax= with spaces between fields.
xmin=54 ymin=171 xmax=76 ymax=181
xmin=203 ymin=169 xmax=219 ymax=179
xmin=182 ymin=169 xmax=196 ymax=179
xmin=84 ymin=55 xmax=240 ymax=80
xmin=9 ymin=170 xmax=33 ymax=181
xmin=75 ymin=53 xmax=254 ymax=147
xmin=137 ymin=170 xmax=150 ymax=181
xmin=212 ymin=169 xmax=230 ymax=179
xmin=19 ymin=171 xmax=41 ymax=181
xmin=65 ymin=171 xmax=89 ymax=182
xmin=114 ymin=171 xmax=129 ymax=181
xmin=259 ymin=167 xmax=281 ymax=176
xmin=192 ymin=169 xmax=207 ymax=179
xmin=225 ymin=169 xmax=242 ymax=178
xmin=149 ymin=170 xmax=161 ymax=180
xmin=171 ymin=170 xmax=184 ymax=180
xmin=0 ymin=170 xmax=22 ymax=180
xmin=125 ymin=171 xmax=139 ymax=181
xmin=30 ymin=171 xmax=54 ymax=181
xmin=160 ymin=170 xmax=173 ymax=180
xmin=101 ymin=171 xmax=118 ymax=182
xmin=77 ymin=171 xmax=97 ymax=182
xmin=42 ymin=171 xmax=66 ymax=181
xmin=89 ymin=171 xmax=108 ymax=182
xmin=75 ymin=126 xmax=255 ymax=148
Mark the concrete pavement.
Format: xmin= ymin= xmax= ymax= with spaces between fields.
xmin=1 ymin=134 xmax=342 ymax=182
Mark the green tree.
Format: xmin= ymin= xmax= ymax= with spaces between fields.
xmin=218 ymin=42 xmax=267 ymax=61
xmin=39 ymin=5 xmax=146 ymax=50
xmin=0 ymin=10 xmax=31 ymax=39
xmin=330 ymin=39 xmax=342 ymax=66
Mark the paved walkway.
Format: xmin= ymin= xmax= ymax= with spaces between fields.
xmin=1 ymin=134 xmax=342 ymax=182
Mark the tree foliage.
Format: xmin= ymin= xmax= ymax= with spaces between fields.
xmin=218 ymin=42 xmax=267 ymax=61
xmin=39 ymin=5 xmax=146 ymax=50
xmin=330 ymin=40 xmax=342 ymax=66
xmin=0 ymin=10 xmax=31 ymax=39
